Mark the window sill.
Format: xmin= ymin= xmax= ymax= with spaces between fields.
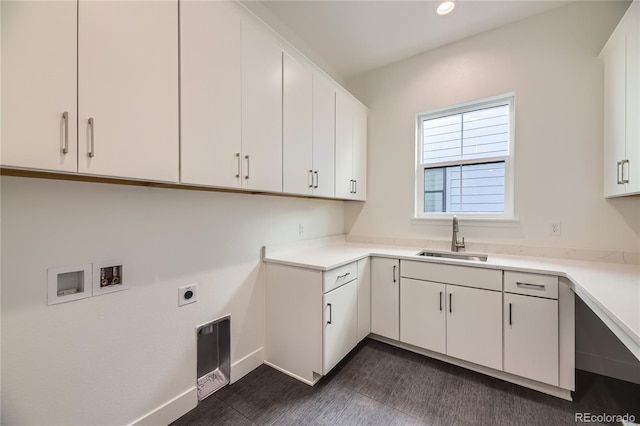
xmin=411 ymin=216 xmax=520 ymax=228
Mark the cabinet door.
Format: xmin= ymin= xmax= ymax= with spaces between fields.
xmin=323 ymin=280 xmax=358 ymax=374
xmin=357 ymin=258 xmax=371 ymax=342
xmin=400 ymin=278 xmax=446 ymax=354
xmin=504 ymin=293 xmax=559 ymax=386
xmin=602 ymin=26 xmax=627 ymax=197
xmin=335 ymin=91 xmax=354 ymax=199
xmin=241 ymin=22 xmax=283 ymax=192
xmin=78 ymin=1 xmax=179 ymax=182
xmin=283 ymin=53 xmax=313 ymax=195
xmin=371 ymin=258 xmax=400 ymax=340
xmin=312 ymin=75 xmax=336 ymax=198
xmin=352 ymin=102 xmax=367 ymax=201
xmin=1 ymin=0 xmax=77 ymax=172
xmin=180 ymin=1 xmax=242 ymax=188
xmin=625 ymin=1 xmax=639 ymax=194
xmin=446 ymin=285 xmax=502 ymax=370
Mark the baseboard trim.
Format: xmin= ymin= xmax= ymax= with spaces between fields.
xmin=127 ymin=346 xmax=264 ymax=425
xmin=128 ymin=387 xmax=197 ymax=426
xmin=231 ymin=346 xmax=264 ymax=383
xmin=370 ymin=335 xmax=573 ymax=401
xmin=576 ymin=351 xmax=640 ymax=384
xmin=263 ymin=360 xmax=322 ymax=386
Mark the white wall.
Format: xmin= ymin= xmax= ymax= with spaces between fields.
xmin=0 ymin=176 xmax=344 ymax=425
xmin=239 ymin=0 xmax=346 ymax=85
xmin=345 ymin=1 xmax=640 ymax=254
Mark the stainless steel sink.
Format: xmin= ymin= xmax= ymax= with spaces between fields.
xmin=417 ymin=250 xmax=488 ymax=262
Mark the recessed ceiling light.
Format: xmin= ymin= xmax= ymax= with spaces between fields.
xmin=436 ymin=1 xmax=455 ymax=15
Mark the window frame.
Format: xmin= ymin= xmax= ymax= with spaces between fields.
xmin=415 ymin=93 xmax=516 ymax=220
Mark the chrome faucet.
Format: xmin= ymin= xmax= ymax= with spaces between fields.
xmin=451 ymin=215 xmax=465 ymax=252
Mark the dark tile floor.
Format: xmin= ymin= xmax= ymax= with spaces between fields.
xmin=172 ymin=339 xmax=640 ymax=426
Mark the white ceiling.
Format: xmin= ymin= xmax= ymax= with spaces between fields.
xmin=253 ymin=0 xmax=573 ymax=79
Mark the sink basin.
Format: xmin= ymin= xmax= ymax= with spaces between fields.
xmin=417 ymin=250 xmax=488 ymax=262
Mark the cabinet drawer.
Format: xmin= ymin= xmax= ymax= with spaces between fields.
xmin=504 ymin=271 xmax=558 ymax=299
xmin=324 ymin=262 xmax=357 ymax=293
xmin=400 ymin=260 xmax=501 ymax=291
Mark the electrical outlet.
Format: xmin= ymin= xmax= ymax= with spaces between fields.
xmin=178 ymin=284 xmax=198 ymax=306
xmin=299 ymin=224 xmax=304 ymax=237
xmin=550 ymin=222 xmax=561 ymax=236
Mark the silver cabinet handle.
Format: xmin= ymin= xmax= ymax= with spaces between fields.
xmin=617 ymin=161 xmax=623 ymax=184
xmin=449 ymin=293 xmax=452 ymax=313
xmin=327 ymin=303 xmax=332 ymax=324
xmin=336 ymin=272 xmax=350 ymax=280
xmin=309 ymin=170 xmax=313 ymax=188
xmin=439 ymin=291 xmax=443 ymax=311
xmin=236 ymin=153 xmax=241 ymax=178
xmin=88 ymin=117 xmax=95 ymax=158
xmin=516 ymin=282 xmax=545 ymax=289
xmin=354 ymin=179 xmax=357 ymax=194
xmin=62 ymin=111 xmax=69 ymax=154
xmin=392 ymin=265 xmax=396 ymax=283
xmin=509 ymin=303 xmax=512 ymax=325
xmin=622 ymin=159 xmax=630 ymax=184
xmin=314 ymin=171 xmax=319 ymax=188
xmin=244 ymin=155 xmax=250 ymax=179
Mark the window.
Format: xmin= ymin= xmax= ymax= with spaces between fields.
xmin=416 ymin=94 xmax=514 ymax=219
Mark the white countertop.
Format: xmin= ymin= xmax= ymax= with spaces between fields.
xmin=265 ymin=241 xmax=640 ymax=361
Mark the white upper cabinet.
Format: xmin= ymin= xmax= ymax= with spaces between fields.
xmin=77 ymin=1 xmax=179 ymax=182
xmin=335 ymin=91 xmax=367 ymax=200
xmin=312 ymin=75 xmax=337 ymax=198
xmin=335 ymin=91 xmax=354 ymax=199
xmin=352 ymin=103 xmax=368 ymax=201
xmin=1 ymin=0 xmax=366 ymax=199
xmin=282 ymin=63 xmax=337 ymax=198
xmin=602 ymin=0 xmax=640 ymax=197
xmin=1 ymin=1 xmax=77 ymax=172
xmin=180 ymin=1 xmax=242 ymax=188
xmin=627 ymin=1 xmax=640 ymax=194
xmin=241 ymin=21 xmax=283 ymax=192
xmin=283 ymin=53 xmax=313 ymax=195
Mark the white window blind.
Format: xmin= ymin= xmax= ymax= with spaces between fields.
xmin=417 ymin=96 xmax=514 ymax=218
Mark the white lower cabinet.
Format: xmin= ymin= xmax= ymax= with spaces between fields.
xmin=504 ymin=293 xmax=559 ymax=385
xmin=265 ymin=261 xmax=367 ymax=384
xmin=371 ymin=257 xmax=400 ymax=340
xmin=400 ymin=278 xmax=446 ymax=354
xmin=266 ymin=255 xmax=572 ymax=396
xmin=357 ymin=258 xmax=372 ymax=341
xmin=399 ymin=260 xmax=503 ymax=370
xmin=504 ymin=271 xmax=559 ymax=386
xmin=323 ymin=279 xmax=358 ymax=374
xmin=446 ymin=285 xmax=502 ymax=371
xmin=399 ymin=276 xmax=502 ymax=370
